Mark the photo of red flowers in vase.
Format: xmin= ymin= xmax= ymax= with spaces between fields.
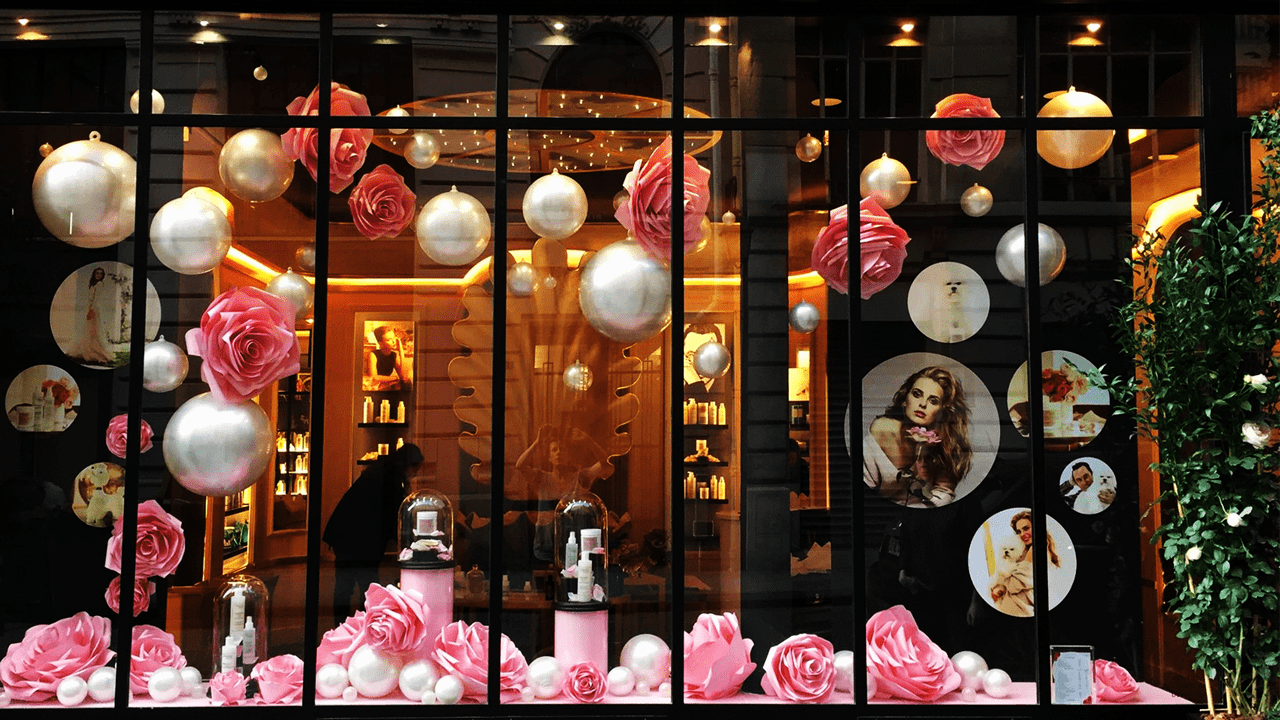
xmin=1007 ymin=350 xmax=1110 ymax=451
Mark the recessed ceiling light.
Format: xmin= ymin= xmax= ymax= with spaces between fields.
xmin=376 ymin=22 xmax=387 ymax=28
xmin=16 ymin=17 xmax=28 ymax=26
xmin=553 ymin=21 xmax=565 ymax=31
xmin=709 ymin=22 xmax=721 ymax=33
xmin=199 ymin=19 xmax=209 ymax=27
xmin=901 ymin=22 xmax=915 ymax=33
xmin=1086 ymin=21 xmax=1102 ymax=33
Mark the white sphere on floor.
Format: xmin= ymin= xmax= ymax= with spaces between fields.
xmin=527 ymin=656 xmax=566 ymax=699
xmin=520 ymin=686 xmax=535 ymax=702
xmin=316 ymin=663 xmax=349 ymax=699
xmin=607 ymin=666 xmax=634 ymax=696
xmin=420 ymin=690 xmax=436 ymax=704
xmin=179 ymin=667 xmax=203 ymax=697
xmin=87 ymin=667 xmax=116 ymax=702
xmin=56 ymin=676 xmax=89 ymax=706
xmin=962 ymin=686 xmax=978 ymax=702
xmin=347 ymin=645 xmax=402 ymax=698
xmin=434 ymin=675 xmax=464 ymax=705
xmin=834 ymin=650 xmax=854 ymax=692
xmin=398 ymin=660 xmax=440 ymax=701
xmin=983 ymin=668 xmax=1013 ymax=698
xmin=147 ymin=667 xmax=183 ymax=703
xmin=620 ymin=634 xmax=670 ymax=688
xmin=951 ymin=650 xmax=989 ymax=691
xmin=342 ymin=686 xmax=357 ymax=702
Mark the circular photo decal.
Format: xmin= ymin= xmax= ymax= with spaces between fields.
xmin=907 ymin=262 xmax=989 ymax=343
xmin=72 ymin=462 xmax=126 ymax=528
xmin=5 ymin=365 xmax=81 ymax=432
xmin=1057 ymin=457 xmax=1117 ymax=515
xmin=862 ymin=352 xmax=1001 ymax=508
xmin=967 ymin=508 xmax=1077 ymax=617
xmin=1007 ymin=350 xmax=1110 ymax=452
xmin=50 ymin=261 xmax=162 ymax=370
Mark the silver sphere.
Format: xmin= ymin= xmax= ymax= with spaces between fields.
xmin=415 ymin=185 xmax=492 ymax=266
xmin=129 ymin=89 xmax=165 ymax=114
xmin=563 ymin=360 xmax=593 ymax=391
xmin=386 ymin=106 xmax=410 ymax=135
xmin=87 ymin=667 xmax=116 ymax=702
xmin=522 ymin=169 xmax=588 ymax=240
xmin=692 ymin=341 xmax=731 ymax=379
xmin=295 ymin=243 xmax=317 ymax=273
xmin=405 ymin=132 xmax=441 ymax=169
xmin=433 ymin=674 xmax=464 ymax=704
xmin=147 ymin=667 xmax=183 ymax=703
xmin=982 ymin=668 xmax=1013 ymax=698
xmin=163 ymin=393 xmax=274 ymax=497
xmin=218 ymin=128 xmax=294 ymax=203
xmin=253 ymin=65 xmax=268 ymax=81
xmin=347 ymin=645 xmax=402 ymax=699
xmin=796 ymin=134 xmax=822 ymax=162
xmin=995 ymin=222 xmax=1066 ymax=287
xmin=789 ymin=300 xmax=820 ymax=333
xmin=33 ymin=133 xmax=137 ymax=248
xmin=527 ymin=656 xmax=566 ymax=699
xmin=834 ymin=650 xmax=854 ymax=692
xmin=579 ymin=238 xmax=672 ymax=344
xmin=398 ymin=660 xmax=440 ymax=701
xmin=859 ymin=153 xmax=912 ymax=209
xmin=507 ymin=261 xmax=537 ymax=297
xmin=56 ymin=676 xmax=89 ymax=706
xmin=316 ymin=663 xmax=349 ymax=699
xmin=951 ymin=651 xmax=989 ymax=692
xmin=960 ymin=184 xmax=993 ymax=217
xmin=143 ymin=337 xmax=189 ymax=393
xmin=150 ymin=196 xmax=233 ymax=275
xmin=265 ymin=268 xmax=314 ymax=319
xmin=619 ymin=634 xmax=670 ymax=688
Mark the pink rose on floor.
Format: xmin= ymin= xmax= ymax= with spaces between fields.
xmin=106 ymin=499 xmax=186 ymax=578
xmin=565 ymin=662 xmax=607 ymax=703
xmin=130 ymin=624 xmax=187 ymax=694
xmin=865 ymin=605 xmax=960 ymax=702
xmin=105 ymin=576 xmax=155 ymax=616
xmin=348 ymin=164 xmax=416 ymax=239
xmin=855 ymin=197 xmax=911 ymax=299
xmin=760 ymin=633 xmax=836 ymax=703
xmin=251 ymin=654 xmax=305 ymax=704
xmin=0 ymin=612 xmax=114 ymax=702
xmin=1093 ymin=659 xmax=1139 ymax=702
xmin=433 ymin=620 xmax=527 ymax=701
xmin=281 ymin=82 xmax=373 ymax=193
xmin=615 ymin=136 xmax=711 ymax=260
xmin=210 ymin=670 xmax=247 ymax=705
xmin=364 ymin=583 xmax=432 ymax=655
xmin=683 ymin=612 xmax=756 ymax=700
xmin=317 ymin=611 xmax=367 ymax=668
xmin=106 ymin=414 xmax=153 ymax=458
xmin=185 ymin=286 xmax=301 ymax=404
xmin=926 ymin=93 xmax=1005 ymax=170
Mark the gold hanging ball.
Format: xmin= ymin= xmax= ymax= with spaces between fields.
xmin=38 ymin=142 xmax=52 ymax=158
xmin=1036 ymin=87 xmax=1115 ymax=170
xmin=859 ymin=153 xmax=912 ymax=209
xmin=795 ymin=134 xmax=823 ymax=163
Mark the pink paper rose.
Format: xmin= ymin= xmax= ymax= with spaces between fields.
xmin=1093 ymin=659 xmax=1139 ymax=702
xmin=348 ymin=164 xmax=416 ymax=239
xmin=210 ymin=669 xmax=247 ymax=705
xmin=281 ymin=82 xmax=373 ymax=193
xmin=760 ymin=633 xmax=836 ymax=703
xmin=565 ymin=662 xmax=607 ymax=703
xmin=926 ymin=93 xmax=1005 ymax=170
xmin=106 ymin=499 xmax=186 ymax=578
xmin=615 ymin=136 xmax=711 ymax=260
xmin=130 ymin=624 xmax=187 ymax=694
xmin=251 ymin=654 xmax=305 ymax=704
xmin=106 ymin=414 xmax=153 ymax=458
xmin=432 ymin=620 xmax=527 ymax=702
xmin=364 ymin=583 xmax=432 ymax=655
xmin=865 ymin=605 xmax=961 ymax=702
xmin=846 ymin=197 xmax=911 ymax=299
xmin=683 ymin=612 xmax=756 ymax=699
xmin=105 ymin=575 xmax=155 ymax=616
xmin=0 ymin=612 xmax=114 ymax=702
xmin=317 ymin=611 xmax=367 ymax=668
xmin=185 ymin=286 xmax=301 ymax=403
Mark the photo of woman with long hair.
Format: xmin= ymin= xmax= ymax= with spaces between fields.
xmin=967 ymin=507 xmax=1077 ymax=618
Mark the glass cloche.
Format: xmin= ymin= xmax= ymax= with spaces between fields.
xmin=553 ymin=486 xmax=608 ymax=607
xmin=212 ymin=574 xmax=269 ymax=676
xmin=398 ymin=488 xmax=455 ymax=569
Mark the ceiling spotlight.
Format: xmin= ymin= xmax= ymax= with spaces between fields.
xmin=16 ymin=17 xmax=28 ymax=26
xmin=709 ymin=22 xmax=721 ymax=33
xmin=900 ymin=22 xmax=915 ymax=33
xmin=376 ymin=22 xmax=388 ymax=28
xmin=199 ymin=19 xmax=209 ymax=27
xmin=1086 ymin=21 xmax=1102 ymax=33
xmin=553 ymin=20 xmax=565 ymax=31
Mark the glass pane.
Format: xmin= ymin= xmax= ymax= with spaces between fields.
xmin=0 ymin=12 xmax=138 ymax=114
xmin=1237 ymin=15 xmax=1279 ymax=117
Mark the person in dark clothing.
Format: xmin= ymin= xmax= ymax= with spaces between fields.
xmin=323 ymin=443 xmax=424 ymax=625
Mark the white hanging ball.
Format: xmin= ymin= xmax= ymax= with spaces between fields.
xmin=527 ymin=656 xmax=566 ymax=699
xmin=147 ymin=667 xmax=184 ymax=703
xmin=386 ymin=106 xmax=410 ymax=135
xmin=56 ymin=676 xmax=90 ymax=706
xmin=578 ymin=238 xmax=672 ymax=344
xmin=982 ymin=668 xmax=1013 ymax=698
xmin=218 ymin=128 xmax=295 ymax=203
xmin=619 ymin=634 xmax=670 ymax=688
xmin=266 ymin=268 xmax=314 ymax=319
xmin=295 ymin=243 xmax=317 ymax=273
xmin=433 ymin=675 xmax=464 ymax=705
xmin=692 ymin=340 xmax=731 ymax=379
xmin=522 ymin=169 xmax=588 ymax=240
xmin=347 ymin=645 xmax=403 ymax=698
xmin=143 ymin=336 xmax=189 ymax=393
xmin=508 ymin=261 xmax=537 ymax=297
xmin=415 ymin=186 xmax=492 ymax=266
xmin=130 ymin=89 xmax=165 ymax=114
xmin=950 ymin=650 xmax=990 ymax=691
xmin=179 ymin=667 xmax=203 ymax=697
xmin=87 ymin=667 xmax=116 ymax=702
xmin=398 ymin=660 xmax=440 ymax=702
xmin=960 ymin=184 xmax=994 ymax=217
xmin=995 ymin=222 xmax=1066 ymax=287
xmin=253 ymin=65 xmax=268 ymax=81
xmin=721 ymin=210 xmax=736 ymax=224
xmin=32 ymin=132 xmax=137 ymax=248
xmin=405 ymin=132 xmax=441 ymax=169
xmin=789 ymin=300 xmax=821 ymax=334
xmin=163 ymin=393 xmax=274 ymax=497
xmin=834 ymin=650 xmax=854 ymax=692
xmin=150 ymin=196 xmax=233 ymax=275
xmin=607 ymin=666 xmax=635 ymax=696
xmin=563 ymin=360 xmax=593 ymax=392
xmin=859 ymin=153 xmax=912 ymax=209
xmin=316 ymin=663 xmax=350 ymax=699
xmin=796 ymin=134 xmax=822 ymax=162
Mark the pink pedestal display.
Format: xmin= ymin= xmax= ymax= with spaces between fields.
xmin=554 ymin=609 xmax=608 ymax=672
xmin=399 ymin=567 xmax=454 ymax=642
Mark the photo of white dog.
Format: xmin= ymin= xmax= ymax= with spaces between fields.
xmin=908 ymin=262 xmax=990 ymax=344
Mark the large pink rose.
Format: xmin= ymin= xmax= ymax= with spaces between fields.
xmin=348 ymin=164 xmax=416 ymax=239
xmin=210 ymin=669 xmax=247 ymax=706
xmin=683 ymin=612 xmax=756 ymax=699
xmin=105 ymin=575 xmax=154 ymax=616
xmin=565 ymin=662 xmax=607 ymax=703
xmin=0 ymin=612 xmax=114 ymax=701
xmin=105 ymin=499 xmax=186 ymax=578
xmin=364 ymin=583 xmax=432 ymax=656
xmin=130 ymin=624 xmax=187 ymax=694
xmin=926 ymin=93 xmax=1005 ymax=170
xmin=106 ymin=414 xmax=153 ymax=458
xmin=854 ymin=197 xmax=911 ymax=299
xmin=432 ymin=621 xmax=527 ymax=702
xmin=615 ymin=136 xmax=711 ymax=260
xmin=1093 ymin=659 xmax=1139 ymax=702
xmin=185 ymin=286 xmax=301 ymax=403
xmin=281 ymin=82 xmax=373 ymax=194
xmin=760 ymin=633 xmax=836 ymax=703
xmin=317 ymin=611 xmax=367 ymax=668
xmin=251 ymin=654 xmax=305 ymax=704
xmin=865 ymin=605 xmax=960 ymax=702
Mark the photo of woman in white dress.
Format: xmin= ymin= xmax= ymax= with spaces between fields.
xmin=49 ymin=262 xmax=161 ymax=370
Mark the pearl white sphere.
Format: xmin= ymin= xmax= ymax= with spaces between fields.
xmin=347 ymin=645 xmax=402 ymax=698
xmin=635 ymin=682 xmax=650 ymax=694
xmin=789 ymin=300 xmax=820 ymax=333
xmin=398 ymin=660 xmax=440 ymax=701
xmin=39 ymin=142 xmax=53 ymax=157
xmin=658 ymin=681 xmax=671 ymax=695
xmin=859 ymin=153 xmax=912 ymax=209
xmin=578 ymin=238 xmax=672 ymax=344
xmin=796 ymin=134 xmax=822 ymax=162
xmin=962 ymin=686 xmax=978 ymax=702
xmin=150 ymin=196 xmax=233 ymax=275
xmin=620 ymin=634 xmax=670 ymax=688
xmin=143 ymin=337 xmax=189 ymax=393
xmin=951 ymin=651 xmax=989 ymax=692
xmin=982 ymin=668 xmax=1013 ymax=698
xmin=266 ymin=268 xmax=314 ymax=319
xmin=87 ymin=667 xmax=116 ymax=702
xmin=405 ymin=132 xmax=441 ymax=169
xmin=563 ymin=360 xmax=593 ymax=391
xmin=342 ymin=686 xmax=358 ymax=702
xmin=33 ymin=133 xmax=137 ymax=248
xmin=995 ymin=222 xmax=1066 ymax=287
xmin=692 ymin=341 xmax=731 ymax=379
xmin=179 ymin=667 xmax=203 ymax=697
xmin=386 ymin=106 xmax=410 ymax=135
xmin=433 ymin=675 xmax=464 ymax=705
xmin=834 ymin=650 xmax=854 ymax=692
xmin=147 ymin=667 xmax=184 ymax=703
xmin=1037 ymin=88 xmax=1115 ymax=170
xmin=316 ymin=663 xmax=349 ymax=699
xmin=508 ymin=261 xmax=537 ymax=297
xmin=721 ymin=210 xmax=736 ymax=224
xmin=218 ymin=128 xmax=295 ymax=203
xmin=961 ymin=184 xmax=994 ymax=217
xmin=522 ymin=169 xmax=588 ymax=240
xmin=607 ymin=666 xmax=635 ymax=696
xmin=520 ymin=686 xmax=535 ymax=702
xmin=421 ymin=690 xmax=437 ymax=704
xmin=528 ymin=656 xmax=566 ymax=699
xmin=56 ymin=676 xmax=89 ymax=706
xmin=130 ymin=89 xmax=165 ymax=114
xmin=163 ymin=393 xmax=274 ymax=497
xmin=416 ymin=186 xmax=492 ymax=266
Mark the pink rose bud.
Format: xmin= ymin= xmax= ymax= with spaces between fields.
xmin=251 ymin=654 xmax=305 ymax=704
xmin=105 ymin=576 xmax=154 ymax=617
xmin=105 ymin=499 xmax=186 ymax=578
xmin=1092 ymin=659 xmax=1139 ymax=702
xmin=105 ymin=414 xmax=153 ymax=458
xmin=760 ymin=633 xmax=837 ymax=703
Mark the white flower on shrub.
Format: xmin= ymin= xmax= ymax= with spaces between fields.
xmin=1244 ymin=373 xmax=1269 ymax=389
xmin=1241 ymin=422 xmax=1271 ymax=449
xmin=1186 ymin=547 xmax=1202 ymax=562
